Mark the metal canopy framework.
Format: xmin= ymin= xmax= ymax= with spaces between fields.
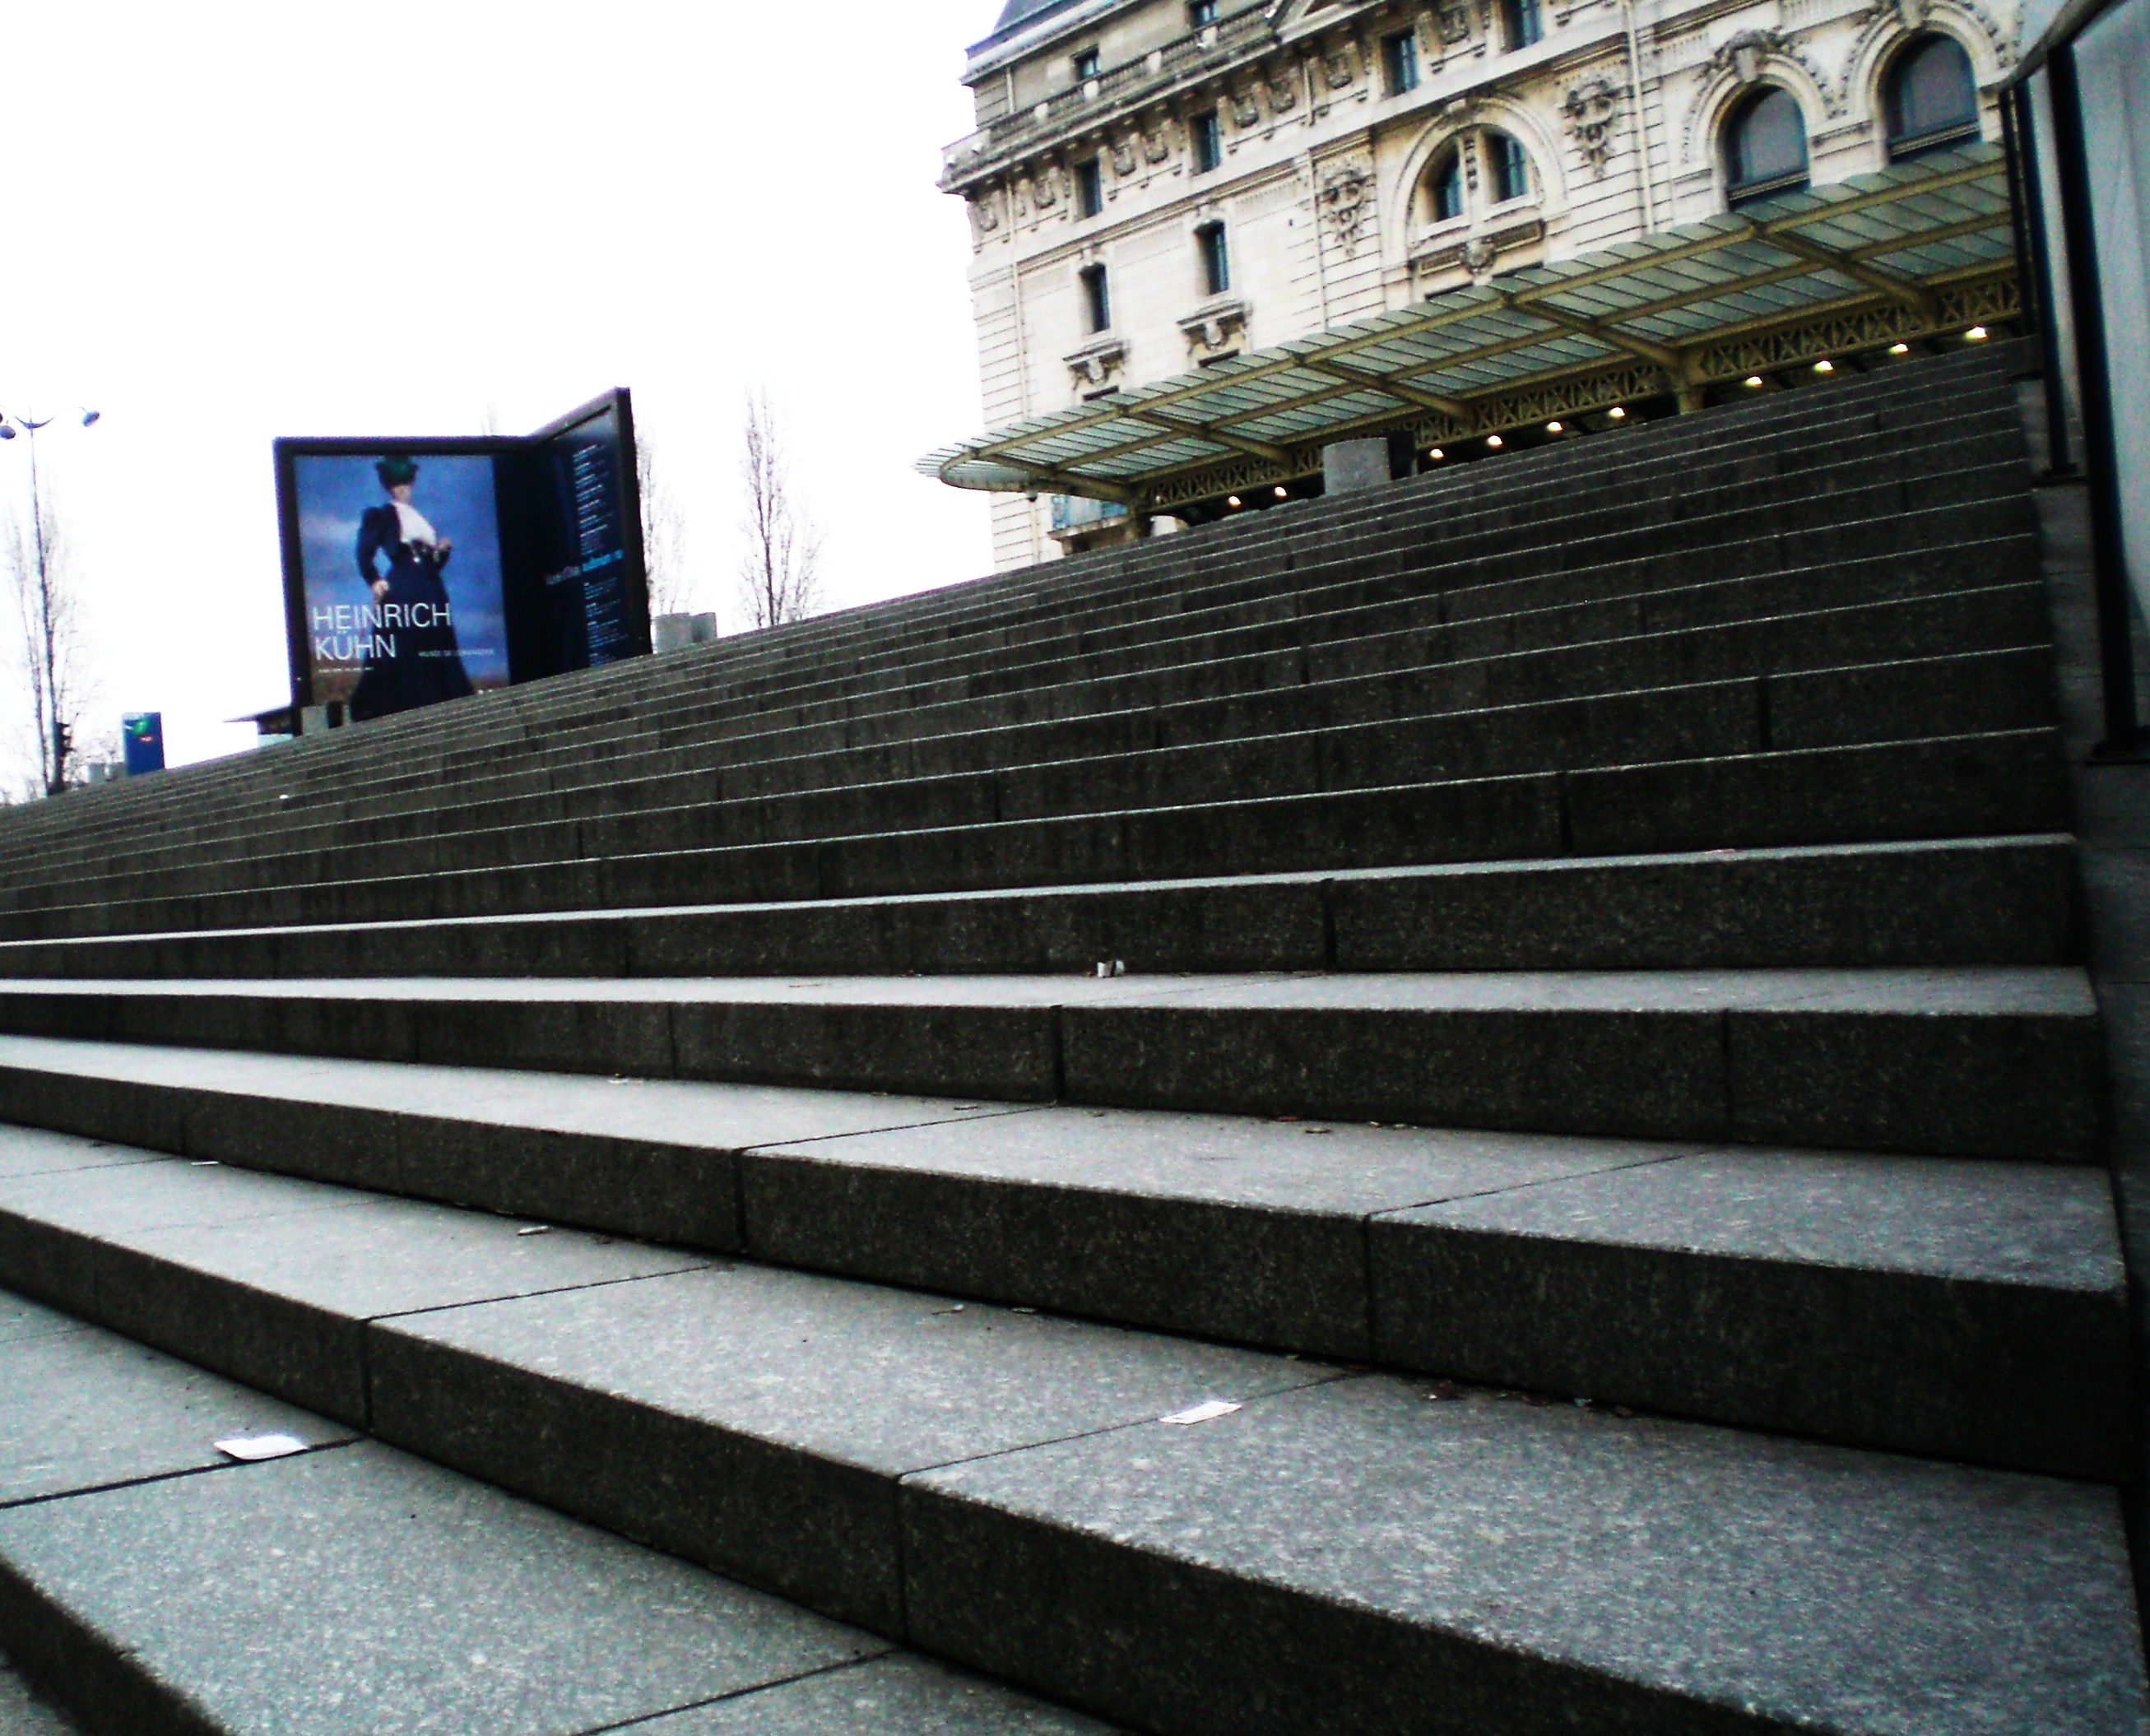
xmin=919 ymin=145 xmax=2019 ymax=513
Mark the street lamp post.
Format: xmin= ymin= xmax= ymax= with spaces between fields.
xmin=1 ymin=406 xmax=101 ymax=795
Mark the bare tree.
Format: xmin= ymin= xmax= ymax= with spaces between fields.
xmin=2 ymin=467 xmax=95 ymax=798
xmin=638 ymin=434 xmax=698 ymax=620
xmin=736 ymin=390 xmax=824 ymax=632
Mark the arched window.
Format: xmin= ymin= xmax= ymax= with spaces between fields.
xmin=1486 ymin=131 xmax=1532 ymax=202
xmin=1426 ymin=146 xmax=1465 ymax=221
xmin=1724 ymin=86 xmax=1809 ymax=207
xmin=1884 ymin=35 xmax=1979 ymax=158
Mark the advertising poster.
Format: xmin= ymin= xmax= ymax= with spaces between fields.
xmin=289 ymin=452 xmax=511 ymax=720
xmin=276 ymin=393 xmax=647 ymax=730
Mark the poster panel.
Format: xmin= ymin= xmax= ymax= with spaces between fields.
xmin=288 ymin=450 xmax=510 ymax=720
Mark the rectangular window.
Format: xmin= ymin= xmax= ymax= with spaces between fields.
xmin=1191 ymin=109 xmax=1223 ymax=174
xmin=1198 ymin=222 xmax=1230 ymax=296
xmin=1075 ymin=157 xmax=1104 ymax=217
xmin=1188 ymin=0 xmax=1217 ymax=23
xmin=1502 ymin=0 xmax=1542 ymax=48
xmin=1493 ymin=133 xmax=1531 ymax=201
xmin=1074 ymin=46 xmax=1101 ymax=80
xmin=1381 ymin=30 xmax=1419 ymax=94
xmin=1080 ymin=263 xmax=1112 ymax=333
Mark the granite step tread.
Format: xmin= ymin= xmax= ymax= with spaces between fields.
xmin=0 ymin=1135 xmax=2134 ymax=1736
xmin=2 ymin=727 xmax=2070 ymax=940
xmin=0 ymin=648 xmax=2059 ymax=921
xmin=0 ymin=1036 xmax=2122 ymax=1475
xmin=0 ymin=1285 xmax=1112 ymax=1735
xmin=0 ymin=837 xmax=2081 ymax=980
xmin=0 ymin=962 xmax=2101 ymax=1161
xmin=35 ymin=573 xmax=2046 ymax=876
xmin=0 ymin=353 xmax=2024 ymax=856
xmin=0 ymin=480 xmax=2029 ymax=876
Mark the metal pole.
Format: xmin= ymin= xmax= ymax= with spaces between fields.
xmin=2013 ymin=81 xmax=2075 ymax=477
xmin=2001 ymin=89 xmax=2036 ymax=337
xmin=2049 ymin=42 xmax=2141 ymax=754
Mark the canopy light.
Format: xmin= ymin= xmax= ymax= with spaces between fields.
xmin=1813 ymin=359 xmax=1834 ymax=374
xmin=1428 ymin=447 xmax=1445 ymax=459
xmin=1546 ymin=420 xmax=1563 ymax=434
xmin=1745 ymin=375 xmax=1765 ymax=388
xmin=1965 ymin=326 xmax=1988 ymax=341
xmin=1226 ymin=494 xmax=1242 ymax=508
xmin=1607 ymin=406 xmax=1626 ymax=420
xmin=1486 ymin=434 xmax=1504 ymax=448
xmin=1272 ymin=485 xmax=1288 ymax=499
xmin=1889 ymin=342 xmax=1911 ymax=355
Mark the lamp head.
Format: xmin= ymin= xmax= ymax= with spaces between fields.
xmin=0 ymin=426 xmax=13 ymax=440
xmin=80 ymin=410 xmax=100 ymax=426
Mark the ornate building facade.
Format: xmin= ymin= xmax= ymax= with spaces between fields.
xmin=940 ymin=0 xmax=2022 ymax=567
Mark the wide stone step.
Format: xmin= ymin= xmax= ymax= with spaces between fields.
xmin=0 ymin=728 xmax=2069 ymax=940
xmin=0 ymin=486 xmax=2040 ymax=889
xmin=0 ymin=1284 xmax=1107 ymax=1734
xmin=0 ymin=1134 xmax=2134 ymax=1736
xmin=0 ymin=439 xmax=2033 ymax=879
xmin=0 ymin=838 xmax=2078 ymax=981
xmin=0 ymin=351 xmax=2024 ymax=869
xmin=0 ymin=1038 xmax=2121 ymax=1477
xmin=0 ymin=643 xmax=2057 ymax=927
xmin=0 ymin=964 xmax=2101 ymax=1160
xmin=128 ymin=576 xmax=2050 ymax=875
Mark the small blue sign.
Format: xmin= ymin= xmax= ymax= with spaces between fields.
xmin=122 ymin=713 xmax=165 ymax=776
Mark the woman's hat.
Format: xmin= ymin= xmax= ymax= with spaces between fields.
xmin=375 ymin=454 xmax=419 ymax=487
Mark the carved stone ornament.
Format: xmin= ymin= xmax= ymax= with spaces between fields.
xmin=1179 ymin=297 xmax=1249 ymax=360
xmin=968 ymin=187 xmax=1003 ymax=241
xmin=1437 ymin=0 xmax=1473 ymax=43
xmin=1720 ymin=27 xmax=1779 ymax=86
xmin=1319 ymin=161 xmax=1376 ymax=254
xmin=1324 ymin=48 xmax=1358 ymax=90
xmin=1031 ymin=162 xmax=1060 ymax=209
xmin=1065 ymin=336 xmax=1128 ymax=391
xmin=1563 ymin=75 xmax=1622 ymax=174
xmin=1412 ymin=216 xmax=1545 ymax=283
xmin=1232 ymin=86 xmax=1263 ymax=127
xmin=1143 ymin=119 xmax=1173 ymax=164
xmin=1268 ymin=67 xmax=1300 ymax=113
xmin=1112 ymin=135 xmax=1139 ymax=177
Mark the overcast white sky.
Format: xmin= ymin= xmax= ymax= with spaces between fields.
xmin=0 ymin=1 xmax=1003 ymax=784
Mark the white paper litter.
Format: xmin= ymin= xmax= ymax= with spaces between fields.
xmin=516 ymin=1225 xmax=551 ymax=1237
xmin=1160 ymin=1399 xmax=1242 ymax=1427
xmin=214 ymin=1432 xmax=309 ymax=1463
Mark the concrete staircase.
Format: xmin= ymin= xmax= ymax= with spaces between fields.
xmin=0 ymin=346 xmax=2140 ymax=1734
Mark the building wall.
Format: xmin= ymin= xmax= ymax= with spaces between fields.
xmin=2069 ymin=0 xmax=2150 ymax=623
xmin=945 ymin=0 xmax=2023 ymax=566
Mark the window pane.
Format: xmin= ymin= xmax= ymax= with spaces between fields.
xmin=1384 ymin=30 xmax=1419 ymax=93
xmin=1888 ymin=37 xmax=1978 ymax=145
xmin=1200 ymin=225 xmax=1230 ymax=295
xmin=1505 ymin=0 xmax=1542 ymax=49
xmin=1083 ymin=267 xmax=1110 ymax=332
xmin=1432 ymin=151 xmax=1464 ymax=220
xmin=1727 ymin=87 xmax=1808 ymax=193
xmin=1193 ymin=110 xmax=1222 ymax=173
xmin=1490 ymin=132 xmax=1530 ymax=202
xmin=1076 ymin=159 xmax=1103 ymax=217
xmin=1188 ymin=0 xmax=1216 ymax=24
